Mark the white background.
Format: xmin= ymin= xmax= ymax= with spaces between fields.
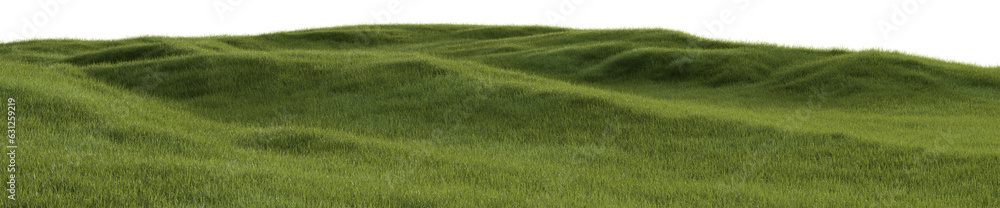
xmin=1 ymin=0 xmax=996 ymax=66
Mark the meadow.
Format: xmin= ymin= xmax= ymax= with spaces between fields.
xmin=1 ymin=24 xmax=998 ymax=207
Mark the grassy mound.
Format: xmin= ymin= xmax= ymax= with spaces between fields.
xmin=63 ymin=42 xmax=201 ymax=66
xmin=581 ymin=47 xmax=772 ymax=85
xmin=1 ymin=25 xmax=999 ymax=207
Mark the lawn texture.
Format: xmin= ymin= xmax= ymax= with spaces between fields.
xmin=1 ymin=25 xmax=998 ymax=207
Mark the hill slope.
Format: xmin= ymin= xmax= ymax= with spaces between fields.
xmin=1 ymin=25 xmax=998 ymax=207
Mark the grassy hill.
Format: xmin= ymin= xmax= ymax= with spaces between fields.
xmin=1 ymin=24 xmax=998 ymax=207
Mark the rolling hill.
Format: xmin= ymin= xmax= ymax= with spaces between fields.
xmin=1 ymin=24 xmax=998 ymax=207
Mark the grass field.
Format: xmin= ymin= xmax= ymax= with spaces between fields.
xmin=1 ymin=24 xmax=998 ymax=207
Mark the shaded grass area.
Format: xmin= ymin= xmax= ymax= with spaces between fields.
xmin=1 ymin=25 xmax=998 ymax=207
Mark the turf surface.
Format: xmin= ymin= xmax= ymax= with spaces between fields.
xmin=1 ymin=24 xmax=998 ymax=207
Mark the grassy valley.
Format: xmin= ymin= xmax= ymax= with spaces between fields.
xmin=1 ymin=25 xmax=998 ymax=207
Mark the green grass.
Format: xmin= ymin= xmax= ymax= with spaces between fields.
xmin=1 ymin=24 xmax=998 ymax=207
